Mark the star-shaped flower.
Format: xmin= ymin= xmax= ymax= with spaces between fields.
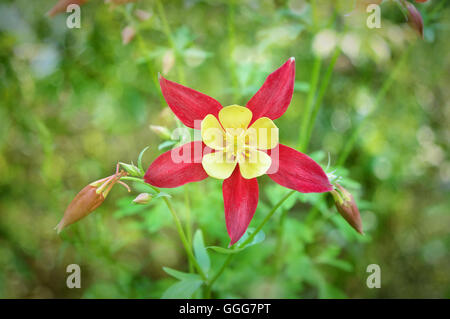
xmin=145 ymin=58 xmax=333 ymax=245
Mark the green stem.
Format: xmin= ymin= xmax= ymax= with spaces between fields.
xmin=121 ymin=176 xmax=207 ymax=281
xmin=116 ymin=5 xmax=163 ymax=104
xmin=205 ymin=189 xmax=296 ymax=296
xmin=227 ymin=0 xmax=239 ymax=101
xmin=136 ymin=34 xmax=161 ymax=93
xmin=155 ymin=0 xmax=185 ymax=83
xmin=303 ymin=49 xmax=340 ymax=151
xmin=161 ymin=196 xmax=207 ymax=281
xmin=273 ymin=209 xmax=287 ymax=272
xmin=336 ymin=46 xmax=412 ymax=166
xmin=184 ymin=186 xmax=193 ymax=272
xmin=311 ymin=0 xmax=317 ymax=31
xmin=299 ymin=56 xmax=321 ymax=151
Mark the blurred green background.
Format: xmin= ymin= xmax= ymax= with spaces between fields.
xmin=0 ymin=0 xmax=449 ymax=298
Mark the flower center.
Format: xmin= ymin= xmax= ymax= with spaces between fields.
xmin=200 ymin=105 xmax=279 ymax=180
xmin=225 ymin=129 xmax=246 ymax=158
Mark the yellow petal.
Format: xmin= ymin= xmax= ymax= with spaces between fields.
xmin=201 ymin=114 xmax=225 ymax=150
xmin=219 ymin=105 xmax=252 ymax=130
xmin=246 ymin=117 xmax=279 ymax=150
xmin=238 ymin=149 xmax=272 ymax=179
xmin=202 ymin=151 xmax=237 ymax=179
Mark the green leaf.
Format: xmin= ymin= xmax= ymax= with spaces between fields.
xmin=193 ymin=230 xmax=210 ymax=274
xmin=315 ymin=246 xmax=353 ymax=272
xmin=161 ymin=278 xmax=203 ymax=299
xmin=158 ymin=140 xmax=177 ymax=150
xmin=207 ymin=246 xmax=246 ymax=254
xmin=235 ymin=227 xmax=266 ymax=248
xmin=137 ymin=146 xmax=150 ymax=176
xmin=207 ymin=228 xmax=265 ymax=254
xmin=317 ymin=259 xmax=353 ymax=272
xmin=162 ymin=267 xmax=201 ymax=281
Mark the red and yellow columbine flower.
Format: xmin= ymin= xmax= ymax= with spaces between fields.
xmin=145 ymin=58 xmax=333 ymax=245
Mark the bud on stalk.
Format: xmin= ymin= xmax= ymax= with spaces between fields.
xmin=331 ymin=183 xmax=364 ymax=234
xmin=121 ymin=26 xmax=136 ymax=45
xmin=135 ymin=9 xmax=152 ymax=22
xmin=405 ymin=1 xmax=424 ymax=38
xmin=55 ymin=169 xmax=129 ymax=234
xmin=133 ymin=193 xmax=152 ymax=204
xmin=149 ymin=125 xmax=172 ymax=140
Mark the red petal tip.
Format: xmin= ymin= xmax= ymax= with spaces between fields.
xmin=246 ymin=58 xmax=296 ymax=122
xmin=159 ymin=76 xmax=222 ymax=128
xmin=268 ymin=144 xmax=333 ymax=193
xmin=223 ymin=168 xmax=259 ymax=246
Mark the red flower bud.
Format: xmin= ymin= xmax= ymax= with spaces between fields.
xmin=56 ymin=169 xmax=128 ymax=233
xmin=405 ymin=1 xmax=424 ymax=38
xmin=55 ymin=184 xmax=105 ymax=233
xmin=331 ymin=183 xmax=364 ymax=234
xmin=121 ymin=26 xmax=136 ymax=45
xmin=135 ymin=9 xmax=152 ymax=22
xmin=47 ymin=0 xmax=87 ymax=18
xmin=415 ymin=0 xmax=428 ymax=3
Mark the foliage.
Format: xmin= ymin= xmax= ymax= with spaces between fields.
xmin=0 ymin=0 xmax=449 ymax=298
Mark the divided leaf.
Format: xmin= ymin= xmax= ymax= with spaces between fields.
xmin=193 ymin=229 xmax=211 ymax=274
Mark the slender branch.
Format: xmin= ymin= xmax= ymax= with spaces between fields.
xmin=162 ymin=196 xmax=207 ymax=281
xmin=337 ymin=46 xmax=412 ymax=166
xmin=273 ymin=209 xmax=288 ymax=272
xmin=298 ymin=56 xmax=322 ymax=151
xmin=121 ymin=176 xmax=207 ymax=281
xmin=227 ymin=0 xmax=239 ymax=101
xmin=155 ymin=0 xmax=185 ymax=83
xmin=303 ymin=49 xmax=340 ymax=151
xmin=115 ymin=5 xmax=164 ymax=104
xmin=243 ymin=190 xmax=296 ymax=247
xmin=184 ymin=186 xmax=193 ymax=272
xmin=205 ymin=189 xmax=296 ymax=296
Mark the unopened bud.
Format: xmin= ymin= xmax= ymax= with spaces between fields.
xmin=405 ymin=1 xmax=424 ymax=38
xmin=135 ymin=9 xmax=152 ymax=21
xmin=133 ymin=193 xmax=152 ymax=204
xmin=55 ymin=184 xmax=104 ymax=234
xmin=56 ymin=169 xmax=128 ymax=234
xmin=331 ymin=183 xmax=363 ymax=234
xmin=122 ymin=26 xmax=136 ymax=45
xmin=149 ymin=125 xmax=172 ymax=140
